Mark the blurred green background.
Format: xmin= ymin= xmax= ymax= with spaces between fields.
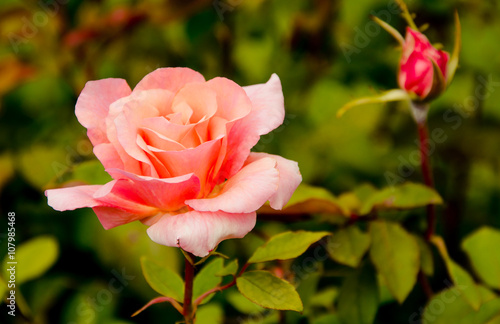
xmin=0 ymin=0 xmax=499 ymax=323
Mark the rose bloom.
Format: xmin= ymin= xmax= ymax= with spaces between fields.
xmin=398 ymin=27 xmax=450 ymax=100
xmin=46 ymin=68 xmax=301 ymax=257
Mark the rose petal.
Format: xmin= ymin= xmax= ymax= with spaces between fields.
xmin=172 ymin=83 xmax=218 ymax=124
xmin=134 ymin=67 xmax=205 ymax=92
xmin=93 ymin=143 xmax=124 ymax=172
xmin=400 ymin=51 xmax=433 ymax=98
xmin=153 ymin=138 xmax=223 ymax=194
xmin=245 ymin=152 xmax=302 ymax=209
xmin=186 ymin=157 xmax=279 ymax=213
xmin=46 ymin=181 xmax=158 ymax=229
xmin=242 ymin=73 xmax=285 ymax=136
xmin=147 ymin=210 xmax=256 ymax=257
xmin=105 ymin=169 xmax=201 ymax=211
xmin=213 ymin=74 xmax=284 ymax=183
xmin=75 ymin=78 xmax=132 ymax=146
xmin=46 ymin=185 xmax=104 ymax=211
xmin=205 ymin=77 xmax=253 ymax=122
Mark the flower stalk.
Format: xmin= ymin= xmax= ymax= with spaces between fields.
xmin=183 ymin=253 xmax=196 ymax=323
xmin=414 ymin=105 xmax=436 ymax=240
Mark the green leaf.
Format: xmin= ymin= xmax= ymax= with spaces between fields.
xmin=226 ymin=290 xmax=265 ymax=314
xmin=415 ymin=235 xmax=434 ymax=276
xmin=337 ymin=263 xmax=379 ymax=324
xmin=248 ymin=231 xmax=331 ymax=264
xmin=462 ymin=227 xmax=500 ymax=290
xmin=327 ymin=225 xmax=371 ymax=267
xmin=309 ymin=287 xmax=339 ymax=309
xmin=216 ymin=259 xmax=239 ymax=277
xmin=258 ymin=183 xmax=349 ymax=216
xmin=193 ymin=258 xmax=224 ymax=304
xmin=369 ymin=221 xmax=420 ymax=303
xmin=140 ymin=256 xmax=184 ymax=302
xmin=360 ymin=183 xmax=443 ymax=215
xmin=337 ymin=89 xmax=409 ymax=118
xmin=312 ymin=314 xmax=342 ymax=324
xmin=422 ymin=286 xmax=500 ymax=324
xmin=432 ymin=236 xmax=481 ymax=310
xmin=2 ymin=236 xmax=59 ymax=285
xmin=196 ymin=303 xmax=224 ymax=324
xmin=236 ymin=271 xmax=303 ymax=312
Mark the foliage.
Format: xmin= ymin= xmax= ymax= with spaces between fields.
xmin=0 ymin=0 xmax=499 ymax=323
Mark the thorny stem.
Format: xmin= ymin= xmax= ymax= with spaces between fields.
xmin=183 ymin=253 xmax=195 ymax=324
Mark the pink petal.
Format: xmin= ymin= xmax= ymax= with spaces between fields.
xmin=400 ymin=51 xmax=433 ymax=98
xmin=205 ymin=77 xmax=253 ymax=122
xmin=114 ymin=103 xmax=162 ymax=177
xmin=213 ymin=74 xmax=285 ymax=183
xmin=45 ymin=181 xmax=158 ymax=229
xmin=105 ymin=169 xmax=201 ymax=211
xmin=245 ymin=153 xmax=302 ymax=209
xmin=153 ymin=138 xmax=223 ymax=194
xmin=147 ymin=210 xmax=256 ymax=257
xmin=186 ymin=157 xmax=279 ymax=213
xmin=242 ymin=73 xmax=285 ymax=136
xmin=134 ymin=67 xmax=205 ymax=92
xmin=94 ymin=143 xmax=124 ymax=171
xmin=75 ymin=78 xmax=132 ymax=146
xmin=172 ymin=82 xmax=218 ymax=124
xmin=46 ymin=185 xmax=103 ymax=211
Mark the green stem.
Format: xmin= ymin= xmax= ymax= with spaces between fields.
xmin=183 ymin=253 xmax=195 ymax=323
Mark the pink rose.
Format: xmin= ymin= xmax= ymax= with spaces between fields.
xmin=398 ymin=27 xmax=450 ymax=100
xmin=46 ymin=68 xmax=301 ymax=257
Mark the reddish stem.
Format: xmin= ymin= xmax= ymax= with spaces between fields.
xmin=183 ymin=253 xmax=195 ymax=323
xmin=193 ymin=263 xmax=249 ymax=310
xmin=417 ymin=121 xmax=436 ymax=241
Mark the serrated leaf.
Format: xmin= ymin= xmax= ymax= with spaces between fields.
xmin=140 ymin=256 xmax=184 ymax=302
xmin=414 ymin=235 xmax=434 ymax=276
xmin=360 ymin=183 xmax=443 ymax=215
xmin=236 ymin=271 xmax=303 ymax=312
xmin=327 ymin=225 xmax=371 ymax=267
xmin=432 ymin=236 xmax=481 ymax=310
xmin=337 ymin=263 xmax=379 ymax=324
xmin=422 ymin=286 xmax=500 ymax=324
xmin=2 ymin=236 xmax=58 ymax=285
xmin=462 ymin=227 xmax=500 ymax=290
xmin=248 ymin=231 xmax=330 ymax=264
xmin=258 ymin=183 xmax=349 ymax=216
xmin=193 ymin=258 xmax=224 ymax=304
xmin=369 ymin=221 xmax=420 ymax=303
xmin=216 ymin=259 xmax=239 ymax=277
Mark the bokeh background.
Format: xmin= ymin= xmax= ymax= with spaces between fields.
xmin=1 ymin=0 xmax=499 ymax=323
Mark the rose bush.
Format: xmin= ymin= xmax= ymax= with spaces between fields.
xmin=398 ymin=27 xmax=450 ymax=100
xmin=46 ymin=68 xmax=301 ymax=257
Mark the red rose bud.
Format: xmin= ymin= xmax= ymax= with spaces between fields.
xmin=398 ymin=27 xmax=450 ymax=100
